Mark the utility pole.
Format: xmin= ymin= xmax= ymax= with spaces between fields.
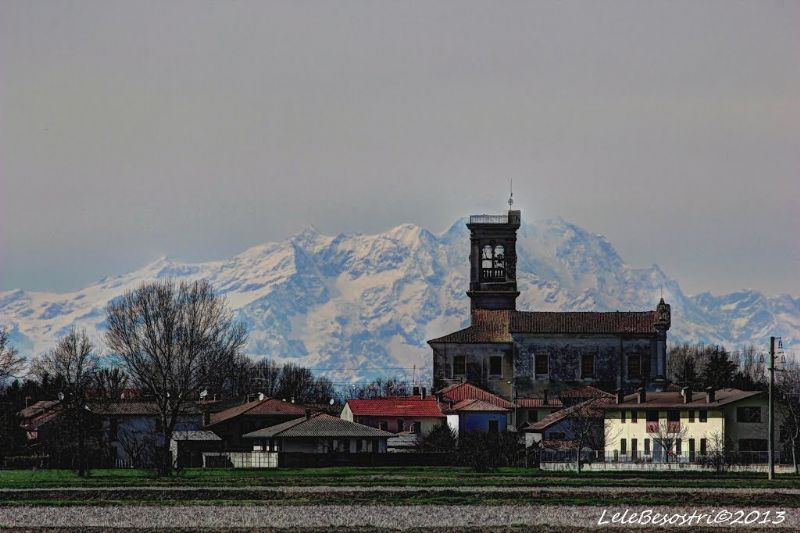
xmin=769 ymin=336 xmax=775 ymax=481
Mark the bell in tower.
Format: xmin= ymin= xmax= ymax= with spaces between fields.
xmin=466 ymin=209 xmax=521 ymax=311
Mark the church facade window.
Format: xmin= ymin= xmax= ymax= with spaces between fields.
xmin=581 ymin=354 xmax=595 ymax=379
xmin=452 ymin=355 xmax=466 ymax=377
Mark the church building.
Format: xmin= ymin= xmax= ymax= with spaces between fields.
xmin=428 ymin=209 xmax=671 ymax=402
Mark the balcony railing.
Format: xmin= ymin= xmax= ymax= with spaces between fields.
xmin=481 ymin=268 xmax=506 ymax=281
xmin=470 ymin=214 xmax=508 ymax=224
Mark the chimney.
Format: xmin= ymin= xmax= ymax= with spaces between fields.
xmin=615 ymin=389 xmax=624 ymax=404
xmin=705 ymin=387 xmax=715 ymax=404
xmin=543 ymin=390 xmax=549 ymax=406
xmin=681 ymin=387 xmax=692 ymax=404
xmin=203 ymin=410 xmax=210 ymax=427
xmin=412 ymin=386 xmax=420 ymax=397
xmin=305 ymin=408 xmax=312 ymax=420
xmin=421 ymin=387 xmax=427 ymax=399
xmin=637 ymin=388 xmax=646 ymax=404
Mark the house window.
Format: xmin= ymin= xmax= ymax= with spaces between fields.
xmin=411 ymin=421 xmax=422 ymax=434
xmin=689 ymin=410 xmax=695 ymax=422
xmin=699 ymin=409 xmax=707 ymax=423
xmin=397 ymin=419 xmax=405 ymax=432
xmin=488 ymin=420 xmax=499 ymax=433
xmin=628 ymin=354 xmax=641 ymax=379
xmin=489 ymin=356 xmax=503 ymax=377
xmin=379 ymin=421 xmax=388 ymax=431
xmin=700 ymin=438 xmax=707 ymax=456
xmin=667 ymin=410 xmax=679 ymax=422
xmin=620 ymin=438 xmax=627 ymax=455
xmin=676 ymin=438 xmax=682 ymax=455
xmin=646 ymin=410 xmax=659 ymax=422
xmin=535 ymin=352 xmax=549 ymax=375
xmin=631 ymin=410 xmax=638 ymax=423
xmin=453 ymin=355 xmax=466 ymax=377
xmin=737 ymin=406 xmax=762 ymax=423
xmin=356 ymin=439 xmax=363 ymax=452
xmin=528 ymin=410 xmax=538 ymax=423
xmin=631 ymin=438 xmax=638 ymax=459
xmin=581 ymin=354 xmax=594 ymax=379
xmin=644 ymin=438 xmax=650 ymax=455
xmin=621 ymin=410 xmax=626 ymax=423
xmin=689 ymin=439 xmax=696 ymax=460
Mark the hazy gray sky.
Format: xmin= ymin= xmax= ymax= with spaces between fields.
xmin=1 ymin=0 xmax=798 ymax=296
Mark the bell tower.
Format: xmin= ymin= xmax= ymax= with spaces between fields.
xmin=466 ymin=209 xmax=521 ymax=311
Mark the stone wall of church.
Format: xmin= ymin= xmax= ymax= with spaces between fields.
xmin=431 ymin=342 xmax=515 ymax=399
xmin=512 ymin=334 xmax=657 ymax=397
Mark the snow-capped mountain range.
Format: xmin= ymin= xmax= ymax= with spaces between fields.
xmin=1 ymin=217 xmax=798 ymax=382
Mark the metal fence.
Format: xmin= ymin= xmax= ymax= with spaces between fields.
xmin=539 ymin=449 xmax=789 ymax=465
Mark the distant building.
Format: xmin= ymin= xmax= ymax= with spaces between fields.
xmin=243 ymin=412 xmax=393 ymax=453
xmin=443 ymin=399 xmax=509 ymax=435
xmin=203 ymin=397 xmax=307 ymax=451
xmin=341 ymin=396 xmax=444 ymax=434
xmin=90 ymin=400 xmax=204 ymax=468
xmin=603 ymin=388 xmax=782 ymax=462
xmin=428 ymin=209 xmax=671 ymax=400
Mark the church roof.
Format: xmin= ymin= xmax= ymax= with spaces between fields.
xmin=428 ymin=309 xmax=660 ymax=344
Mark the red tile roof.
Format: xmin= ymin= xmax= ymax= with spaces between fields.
xmin=89 ymin=401 xmax=202 ymax=416
xmin=428 ymin=309 xmax=660 ymax=344
xmin=447 ymin=399 xmax=509 ymax=413
xmin=511 ymin=311 xmax=659 ymax=335
xmin=524 ymin=398 xmax=611 ymax=432
xmin=607 ymin=388 xmax=762 ymax=409
xmin=428 ymin=310 xmax=513 ymax=344
xmin=559 ymin=385 xmax=614 ymax=399
xmin=208 ymin=398 xmax=307 ymax=426
xmin=18 ymin=400 xmax=60 ymax=419
xmin=515 ymin=397 xmax=564 ymax=408
xmin=346 ymin=397 xmax=444 ymax=418
xmin=437 ymin=382 xmax=513 ymax=409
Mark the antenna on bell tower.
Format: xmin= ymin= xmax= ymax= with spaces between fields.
xmin=508 ymin=179 xmax=514 ymax=209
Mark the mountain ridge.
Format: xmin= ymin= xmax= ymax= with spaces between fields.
xmin=1 ymin=217 xmax=797 ymax=381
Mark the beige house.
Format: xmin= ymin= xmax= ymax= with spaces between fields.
xmin=604 ymin=388 xmax=782 ymax=463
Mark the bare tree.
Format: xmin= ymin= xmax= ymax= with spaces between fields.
xmin=703 ymin=431 xmax=730 ymax=473
xmin=0 ymin=328 xmax=25 ymax=386
xmin=32 ymin=328 xmax=99 ymax=476
xmin=561 ymin=397 xmax=615 ymax=473
xmin=116 ymin=427 xmax=155 ymax=468
xmin=251 ymin=358 xmax=282 ymax=397
xmin=105 ymin=279 xmax=247 ymax=475
xmin=346 ymin=376 xmax=411 ymax=399
xmin=647 ymin=419 xmax=690 ymax=463
xmin=94 ymin=367 xmax=129 ymax=399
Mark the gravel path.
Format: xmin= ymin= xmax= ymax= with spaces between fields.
xmin=2 ymin=484 xmax=799 ymax=495
xmin=1 ymin=504 xmax=798 ymax=529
